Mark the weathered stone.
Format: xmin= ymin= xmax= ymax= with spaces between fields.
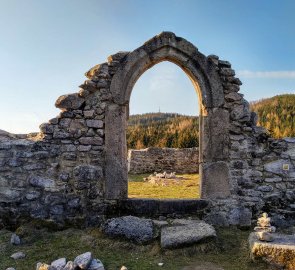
xmin=161 ymin=220 xmax=216 ymax=249
xmin=10 ymin=233 xmax=21 ymax=245
xmin=84 ymin=110 xmax=95 ymax=118
xmin=73 ymin=165 xmax=103 ymax=181
xmin=28 ymin=175 xmax=56 ymax=191
xmin=53 ymin=130 xmax=71 ymax=139
xmin=79 ymin=137 xmax=103 ymax=145
xmin=40 ymin=123 xmax=54 ymax=134
xmin=74 ymin=252 xmax=92 ymax=269
xmin=230 ymin=100 xmax=250 ymax=121
xmin=88 ymin=259 xmax=105 ymax=270
xmin=62 ymin=261 xmax=74 ymax=270
xmin=55 ymin=93 xmax=85 ymax=110
xmin=0 ymin=189 xmax=21 ymax=202
xmin=104 ymin=216 xmax=154 ymax=244
xmin=10 ymin=251 xmax=26 ymax=259
xmin=249 ymin=232 xmax=295 ymax=270
xmin=201 ymin=161 xmax=230 ymax=199
xmin=36 ymin=263 xmax=50 ymax=270
xmin=86 ymin=119 xmax=103 ymax=128
xmin=257 ymin=185 xmax=273 ymax=192
xmin=51 ymin=258 xmax=66 ymax=270
xmin=225 ymin=92 xmax=242 ymax=102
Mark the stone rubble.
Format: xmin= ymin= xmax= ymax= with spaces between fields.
xmin=36 ymin=252 xmax=105 ymax=270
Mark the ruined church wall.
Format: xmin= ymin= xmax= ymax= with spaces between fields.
xmin=0 ymin=32 xmax=294 ymax=228
xmin=127 ymin=147 xmax=199 ymax=174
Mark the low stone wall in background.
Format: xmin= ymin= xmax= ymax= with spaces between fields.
xmin=127 ymin=147 xmax=199 ymax=174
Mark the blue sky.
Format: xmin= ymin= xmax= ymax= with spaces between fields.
xmin=0 ymin=0 xmax=294 ymax=133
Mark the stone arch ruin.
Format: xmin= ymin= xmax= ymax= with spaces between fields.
xmin=0 ymin=32 xmax=294 ymax=228
xmin=106 ymin=32 xmax=229 ymax=200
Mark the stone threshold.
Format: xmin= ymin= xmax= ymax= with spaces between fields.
xmin=118 ymin=198 xmax=209 ymax=217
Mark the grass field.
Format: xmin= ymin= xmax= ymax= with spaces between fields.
xmin=128 ymin=173 xmax=200 ymax=199
xmin=0 ymin=223 xmax=269 ymax=270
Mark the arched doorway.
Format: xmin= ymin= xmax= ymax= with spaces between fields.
xmin=127 ymin=61 xmax=200 ymax=199
xmin=105 ymin=32 xmax=230 ymax=200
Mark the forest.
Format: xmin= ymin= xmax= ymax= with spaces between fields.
xmin=250 ymin=94 xmax=295 ymax=138
xmin=127 ymin=94 xmax=295 ymax=149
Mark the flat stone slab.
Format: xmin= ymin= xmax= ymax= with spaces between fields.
xmin=103 ymin=216 xmax=154 ymax=244
xmin=161 ymin=220 xmax=216 ymax=249
xmin=249 ymin=232 xmax=295 ymax=270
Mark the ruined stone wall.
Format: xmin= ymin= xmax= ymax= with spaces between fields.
xmin=0 ymin=32 xmax=294 ymax=228
xmin=127 ymin=147 xmax=199 ymax=174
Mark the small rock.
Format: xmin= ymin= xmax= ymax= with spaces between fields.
xmin=10 ymin=251 xmax=26 ymax=260
xmin=88 ymin=259 xmax=105 ymax=270
xmin=62 ymin=261 xmax=74 ymax=270
xmin=256 ymin=231 xmax=274 ymax=242
xmin=120 ymin=266 xmax=128 ymax=270
xmin=51 ymin=258 xmax=66 ymax=269
xmin=10 ymin=233 xmax=21 ymax=245
xmin=6 ymin=268 xmax=16 ymax=270
xmin=158 ymin=262 xmax=164 ymax=267
xmin=36 ymin=263 xmax=52 ymax=270
xmin=74 ymin=252 xmax=92 ymax=269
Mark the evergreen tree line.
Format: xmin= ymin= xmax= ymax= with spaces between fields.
xmin=127 ymin=94 xmax=295 ymax=149
xmin=127 ymin=113 xmax=199 ymax=149
xmin=250 ymin=94 xmax=295 ymax=138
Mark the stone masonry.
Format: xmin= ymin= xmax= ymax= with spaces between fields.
xmin=0 ymin=32 xmax=294 ymax=228
xmin=127 ymin=147 xmax=199 ymax=174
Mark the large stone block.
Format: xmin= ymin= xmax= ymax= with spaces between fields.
xmin=105 ymin=104 xmax=127 ymax=199
xmin=201 ymin=108 xmax=229 ymax=162
xmin=201 ymin=161 xmax=230 ymax=199
xmin=103 ymin=216 xmax=154 ymax=244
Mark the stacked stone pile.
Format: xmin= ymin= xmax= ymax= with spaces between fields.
xmin=143 ymin=171 xmax=186 ymax=186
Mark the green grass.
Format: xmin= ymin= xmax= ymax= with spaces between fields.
xmin=0 ymin=224 xmax=269 ymax=270
xmin=128 ymin=173 xmax=200 ymax=199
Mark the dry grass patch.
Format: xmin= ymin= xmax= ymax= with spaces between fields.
xmin=128 ymin=173 xmax=200 ymax=199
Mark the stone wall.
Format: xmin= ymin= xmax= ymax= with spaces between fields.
xmin=0 ymin=32 xmax=294 ymax=228
xmin=127 ymin=147 xmax=199 ymax=174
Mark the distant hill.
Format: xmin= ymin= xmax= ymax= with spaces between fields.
xmin=250 ymin=94 xmax=295 ymax=138
xmin=127 ymin=113 xmax=199 ymax=149
xmin=127 ymin=94 xmax=295 ymax=149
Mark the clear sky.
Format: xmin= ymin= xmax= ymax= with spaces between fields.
xmin=0 ymin=0 xmax=294 ymax=133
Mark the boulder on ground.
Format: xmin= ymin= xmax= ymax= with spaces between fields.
xmin=74 ymin=252 xmax=92 ymax=269
xmin=161 ymin=220 xmax=216 ymax=249
xmin=103 ymin=216 xmax=154 ymax=244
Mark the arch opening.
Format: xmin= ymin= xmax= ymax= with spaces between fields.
xmin=127 ymin=61 xmax=201 ymax=199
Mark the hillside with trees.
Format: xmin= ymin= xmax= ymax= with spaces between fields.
xmin=250 ymin=94 xmax=295 ymax=138
xmin=127 ymin=94 xmax=295 ymax=149
xmin=127 ymin=113 xmax=199 ymax=149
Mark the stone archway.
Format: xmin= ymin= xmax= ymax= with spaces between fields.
xmin=105 ymin=32 xmax=231 ymax=200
